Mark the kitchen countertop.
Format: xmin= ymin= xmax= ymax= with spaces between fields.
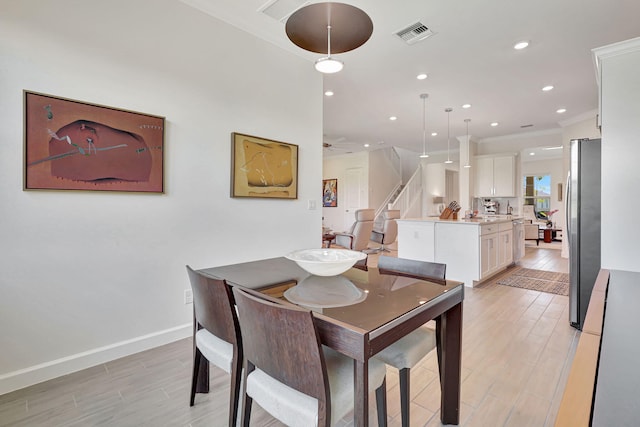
xmin=398 ymin=215 xmax=522 ymax=225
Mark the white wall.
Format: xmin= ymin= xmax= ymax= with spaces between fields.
xmin=595 ymin=38 xmax=640 ymax=271
xmin=0 ymin=0 xmax=322 ymax=394
xmin=322 ymin=152 xmax=369 ymax=232
xmin=368 ymin=148 xmax=402 ymax=213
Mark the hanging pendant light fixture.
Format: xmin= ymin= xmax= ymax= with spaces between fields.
xmin=285 ymin=3 xmax=373 ymax=74
xmin=464 ymin=119 xmax=472 ymax=168
xmin=444 ymin=108 xmax=453 ymax=164
xmin=315 ymin=25 xmax=343 ymax=73
xmin=419 ymin=93 xmax=429 ymax=158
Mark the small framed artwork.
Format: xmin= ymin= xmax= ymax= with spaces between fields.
xmin=24 ymin=91 xmax=165 ymax=193
xmin=231 ymin=132 xmax=298 ymax=199
xmin=558 ymin=183 xmax=563 ymax=201
xmin=322 ymin=178 xmax=337 ymax=207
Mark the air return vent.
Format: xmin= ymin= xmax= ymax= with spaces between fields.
xmin=259 ymin=0 xmax=310 ymax=22
xmin=394 ymin=21 xmax=435 ymax=45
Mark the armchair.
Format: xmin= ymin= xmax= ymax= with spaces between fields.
xmin=334 ymin=209 xmax=375 ymax=251
xmin=524 ymin=220 xmax=540 ymax=245
xmin=371 ymin=210 xmax=400 ymax=252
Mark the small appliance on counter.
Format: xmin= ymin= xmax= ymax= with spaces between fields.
xmin=482 ymin=199 xmax=499 ymax=215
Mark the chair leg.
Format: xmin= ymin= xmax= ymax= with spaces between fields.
xmin=399 ymin=368 xmax=410 ymax=427
xmin=376 ymin=377 xmax=388 ymax=427
xmin=190 ymin=348 xmax=209 ymax=405
xmin=240 ymin=362 xmax=254 ymax=427
xmin=228 ymin=356 xmax=242 ymax=427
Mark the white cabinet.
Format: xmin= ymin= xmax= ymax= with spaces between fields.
xmin=474 ymin=155 xmax=515 ymax=197
xmin=499 ymin=229 xmax=513 ymax=266
xmin=480 ymin=233 xmax=498 ymax=278
xmin=398 ymin=218 xmax=516 ymax=287
xmin=480 ymin=222 xmax=513 ymax=280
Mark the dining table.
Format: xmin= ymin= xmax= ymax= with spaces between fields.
xmin=199 ymin=257 xmax=464 ymax=426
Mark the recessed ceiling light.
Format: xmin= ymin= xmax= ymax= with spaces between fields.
xmin=542 ymin=85 xmax=554 ymax=92
xmin=431 ymin=132 xmax=438 ymax=136
xmin=529 ymin=152 xmax=535 ymax=156
xmin=490 ymin=122 xmax=499 ymax=127
xmin=462 ymin=103 xmax=471 ymax=109
xmin=324 ymin=90 xmax=334 ymax=96
xmin=364 ymin=143 xmax=370 ymax=148
xmin=514 ymin=41 xmax=529 ymax=50
xmin=556 ymin=108 xmax=567 ymax=114
xmin=389 ymin=116 xmax=397 ymax=121
xmin=417 ymin=73 xmax=428 ymax=80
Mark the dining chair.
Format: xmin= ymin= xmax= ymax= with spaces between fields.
xmin=232 ymin=287 xmax=388 ymax=427
xmin=186 ymin=266 xmax=243 ymax=427
xmin=374 ymin=255 xmax=446 ymax=427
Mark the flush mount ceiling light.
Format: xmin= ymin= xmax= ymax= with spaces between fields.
xmin=285 ymin=2 xmax=373 ymax=74
xmin=389 ymin=116 xmax=397 ymax=121
xmin=463 ymin=119 xmax=471 ymax=168
xmin=419 ymin=93 xmax=429 ymax=158
xmin=490 ymin=122 xmax=499 ymax=127
xmin=431 ymin=132 xmax=438 ymax=136
xmin=324 ymin=90 xmax=334 ymax=96
xmin=557 ymin=108 xmax=567 ymax=114
xmin=542 ymin=85 xmax=554 ymax=91
xmin=417 ymin=73 xmax=428 ymax=80
xmin=462 ymin=103 xmax=471 ymax=109
xmin=514 ymin=40 xmax=529 ymax=50
xmin=444 ymin=107 xmax=453 ymax=164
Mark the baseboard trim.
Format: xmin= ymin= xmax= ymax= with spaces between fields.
xmin=0 ymin=323 xmax=192 ymax=396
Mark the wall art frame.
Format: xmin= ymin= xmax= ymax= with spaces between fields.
xmin=24 ymin=90 xmax=165 ymax=193
xmin=231 ymin=132 xmax=298 ymax=199
xmin=322 ymin=178 xmax=338 ymax=207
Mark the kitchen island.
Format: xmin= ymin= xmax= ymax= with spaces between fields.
xmin=397 ymin=216 xmax=523 ymax=287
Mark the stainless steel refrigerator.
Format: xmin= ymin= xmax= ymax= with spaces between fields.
xmin=567 ymin=138 xmax=601 ymax=330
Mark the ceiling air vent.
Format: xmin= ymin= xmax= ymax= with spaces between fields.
xmin=520 ymin=124 xmax=534 ymax=128
xmin=258 ymin=0 xmax=310 ymax=23
xmin=395 ymin=21 xmax=435 ymax=45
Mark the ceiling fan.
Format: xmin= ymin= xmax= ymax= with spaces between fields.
xmin=322 ymin=137 xmax=356 ymax=153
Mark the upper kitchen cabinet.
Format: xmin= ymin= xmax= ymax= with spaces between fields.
xmin=474 ymin=155 xmax=515 ymax=197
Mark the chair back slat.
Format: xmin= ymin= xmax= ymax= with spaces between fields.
xmin=233 ymin=288 xmax=329 ymax=410
xmin=377 ymin=255 xmax=447 ymax=285
xmin=186 ymin=266 xmax=240 ymax=346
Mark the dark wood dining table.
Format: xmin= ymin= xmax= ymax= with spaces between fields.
xmin=199 ymin=257 xmax=464 ymax=426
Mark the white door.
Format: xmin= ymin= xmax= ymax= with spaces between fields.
xmin=343 ymin=168 xmax=365 ymax=231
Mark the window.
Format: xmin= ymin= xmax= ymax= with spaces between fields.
xmin=523 ymin=174 xmax=551 ymax=218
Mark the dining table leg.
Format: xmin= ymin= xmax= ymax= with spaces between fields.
xmin=354 ymin=358 xmax=369 ymax=427
xmin=436 ymin=301 xmax=463 ymax=425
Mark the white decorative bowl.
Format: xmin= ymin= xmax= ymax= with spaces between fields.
xmin=285 ymin=248 xmax=366 ymax=276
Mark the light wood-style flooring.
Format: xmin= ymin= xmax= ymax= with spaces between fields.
xmin=0 ymin=246 xmax=573 ymax=426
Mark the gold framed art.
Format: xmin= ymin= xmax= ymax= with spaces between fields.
xmin=231 ymin=132 xmax=298 ymax=199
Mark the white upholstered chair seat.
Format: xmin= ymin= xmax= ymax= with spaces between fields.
xmin=195 ymin=328 xmax=233 ymax=374
xmin=246 ymin=346 xmax=387 ymax=427
xmin=374 ymin=326 xmax=436 ymax=369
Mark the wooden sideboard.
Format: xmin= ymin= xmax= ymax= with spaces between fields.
xmin=555 ymin=269 xmax=609 ymax=426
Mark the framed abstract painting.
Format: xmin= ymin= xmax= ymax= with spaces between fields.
xmin=231 ymin=132 xmax=298 ymax=199
xmin=322 ymin=178 xmax=337 ymax=207
xmin=24 ymin=91 xmax=165 ymax=193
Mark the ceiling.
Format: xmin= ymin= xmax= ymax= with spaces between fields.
xmin=179 ymin=0 xmax=640 ymax=156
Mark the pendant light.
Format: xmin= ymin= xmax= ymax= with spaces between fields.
xmin=419 ymin=93 xmax=429 ymax=158
xmin=315 ymin=25 xmax=343 ymax=74
xmin=285 ymin=3 xmax=373 ymax=75
xmin=463 ymin=119 xmax=472 ymax=168
xmin=444 ymin=108 xmax=453 ymax=164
